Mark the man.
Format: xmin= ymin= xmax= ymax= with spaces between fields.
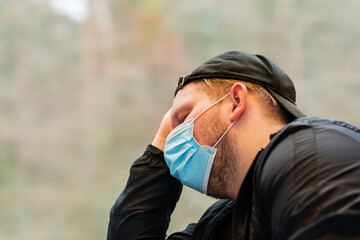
xmin=107 ymin=51 xmax=360 ymax=239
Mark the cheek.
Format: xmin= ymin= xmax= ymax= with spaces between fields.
xmin=193 ymin=120 xmax=208 ymax=145
xmin=193 ymin=117 xmax=226 ymax=147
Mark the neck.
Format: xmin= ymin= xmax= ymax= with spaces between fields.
xmin=227 ymin=110 xmax=286 ymax=200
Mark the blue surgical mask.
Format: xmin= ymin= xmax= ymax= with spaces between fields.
xmin=164 ymin=93 xmax=237 ymax=194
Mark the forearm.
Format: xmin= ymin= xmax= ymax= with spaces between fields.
xmin=107 ymin=145 xmax=182 ymax=240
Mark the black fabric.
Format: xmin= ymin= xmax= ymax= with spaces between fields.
xmin=174 ymin=51 xmax=306 ymax=119
xmin=250 ymin=117 xmax=360 ymax=239
xmin=107 ymin=145 xmax=183 ymax=240
xmin=107 ymin=117 xmax=360 ymax=240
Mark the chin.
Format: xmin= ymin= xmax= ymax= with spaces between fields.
xmin=207 ymin=186 xmax=231 ymax=200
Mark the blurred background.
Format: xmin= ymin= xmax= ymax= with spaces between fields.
xmin=0 ymin=0 xmax=359 ymax=239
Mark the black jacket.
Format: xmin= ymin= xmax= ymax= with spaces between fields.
xmin=107 ymin=117 xmax=360 ymax=239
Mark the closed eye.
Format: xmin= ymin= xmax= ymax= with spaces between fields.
xmin=179 ymin=112 xmax=190 ymax=124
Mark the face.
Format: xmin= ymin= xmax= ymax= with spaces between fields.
xmin=171 ymin=81 xmax=239 ymax=198
xmin=171 ymin=81 xmax=214 ymax=143
xmin=171 ymin=82 xmax=218 ymax=145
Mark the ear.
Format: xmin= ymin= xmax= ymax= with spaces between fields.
xmin=229 ymin=83 xmax=247 ymax=122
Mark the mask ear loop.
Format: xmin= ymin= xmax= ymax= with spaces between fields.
xmin=194 ymin=93 xmax=230 ymax=122
xmin=212 ymin=118 xmax=237 ymax=148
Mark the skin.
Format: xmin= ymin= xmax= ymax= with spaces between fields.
xmin=152 ymin=81 xmax=286 ymax=200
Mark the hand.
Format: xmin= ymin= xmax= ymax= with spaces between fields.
xmin=152 ymin=108 xmax=172 ymax=151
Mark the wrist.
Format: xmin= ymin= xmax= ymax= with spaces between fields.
xmin=152 ymin=135 xmax=166 ymax=151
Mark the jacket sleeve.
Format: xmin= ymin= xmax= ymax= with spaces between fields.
xmin=256 ymin=122 xmax=360 ymax=239
xmin=107 ymin=145 xmax=184 ymax=240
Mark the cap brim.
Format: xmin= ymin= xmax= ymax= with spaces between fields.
xmin=268 ymin=89 xmax=306 ymax=119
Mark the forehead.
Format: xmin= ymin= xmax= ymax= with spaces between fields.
xmin=173 ymin=81 xmax=210 ymax=107
xmin=171 ymin=82 xmax=212 ymax=119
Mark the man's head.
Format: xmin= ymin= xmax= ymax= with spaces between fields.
xmin=169 ymin=51 xmax=305 ymax=199
xmin=175 ymin=50 xmax=305 ymax=120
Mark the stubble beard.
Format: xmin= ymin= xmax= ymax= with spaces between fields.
xmin=206 ymin=118 xmax=239 ymax=199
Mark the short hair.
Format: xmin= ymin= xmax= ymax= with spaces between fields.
xmin=201 ymin=78 xmax=292 ymax=123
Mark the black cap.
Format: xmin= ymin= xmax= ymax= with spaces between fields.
xmin=175 ymin=50 xmax=306 ymax=119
